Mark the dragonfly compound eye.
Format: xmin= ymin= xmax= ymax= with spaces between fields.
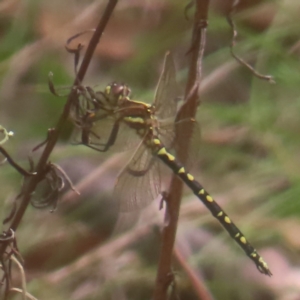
xmin=105 ymin=83 xmax=131 ymax=105
xmin=109 ymin=83 xmax=130 ymax=97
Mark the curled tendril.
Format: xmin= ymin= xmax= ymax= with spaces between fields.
xmin=30 ymin=163 xmax=79 ymax=212
xmin=30 ymin=165 xmax=63 ymax=211
xmin=227 ymin=1 xmax=275 ymax=83
xmin=65 ymin=29 xmax=95 ymax=75
xmin=0 ymin=229 xmax=15 ymax=242
xmin=0 ymin=125 xmax=14 ymax=145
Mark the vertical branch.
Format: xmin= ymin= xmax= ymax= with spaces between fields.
xmin=153 ymin=1 xmax=210 ymax=299
xmin=0 ymin=0 xmax=118 ymax=256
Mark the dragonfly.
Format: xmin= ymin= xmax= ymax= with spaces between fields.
xmin=73 ymin=52 xmax=272 ymax=276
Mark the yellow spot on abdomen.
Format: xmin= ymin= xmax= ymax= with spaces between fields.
xmin=224 ymin=216 xmax=231 ymax=223
xmin=206 ymin=195 xmax=213 ymax=202
xmin=157 ymin=147 xmax=175 ymax=161
xmin=157 ymin=147 xmax=167 ymax=156
xmin=178 ymin=167 xmax=185 ymax=174
xmin=187 ymin=174 xmax=194 ymax=181
xmin=199 ymin=189 xmax=205 ymax=194
xmin=240 ymin=236 xmax=247 ymax=244
xmin=217 ymin=211 xmax=223 ymax=217
xmin=166 ymin=153 xmax=175 ymax=161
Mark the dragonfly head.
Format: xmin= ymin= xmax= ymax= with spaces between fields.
xmin=105 ymin=83 xmax=131 ymax=106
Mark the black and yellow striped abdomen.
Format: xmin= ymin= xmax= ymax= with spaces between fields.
xmin=152 ymin=138 xmax=271 ymax=276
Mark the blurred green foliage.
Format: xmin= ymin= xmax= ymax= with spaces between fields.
xmin=0 ymin=0 xmax=300 ymax=299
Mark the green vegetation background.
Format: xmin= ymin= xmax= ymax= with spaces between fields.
xmin=0 ymin=0 xmax=299 ymax=299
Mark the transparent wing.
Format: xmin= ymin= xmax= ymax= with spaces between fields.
xmin=154 ymin=52 xmax=179 ymax=121
xmin=156 ymin=118 xmax=176 ymax=149
xmin=114 ymin=142 xmax=161 ymax=212
xmin=173 ymin=118 xmax=202 ymax=171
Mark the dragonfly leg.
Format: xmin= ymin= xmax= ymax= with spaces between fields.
xmin=79 ymin=119 xmax=120 ymax=152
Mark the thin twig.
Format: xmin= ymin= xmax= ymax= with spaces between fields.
xmin=10 ymin=255 xmax=26 ymax=300
xmin=9 ymin=288 xmax=38 ymax=300
xmin=174 ymin=246 xmax=213 ymax=300
xmin=153 ymin=1 xmax=210 ymax=299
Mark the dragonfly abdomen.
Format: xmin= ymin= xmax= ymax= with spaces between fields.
xmin=152 ymin=137 xmax=272 ymax=276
